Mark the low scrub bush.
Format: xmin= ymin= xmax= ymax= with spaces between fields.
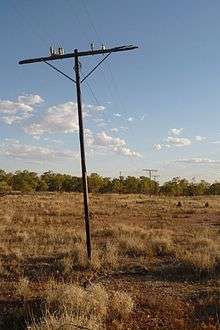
xmin=30 ymin=281 xmax=134 ymax=329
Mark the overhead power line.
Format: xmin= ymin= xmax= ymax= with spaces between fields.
xmin=79 ymin=0 xmax=138 ymax=128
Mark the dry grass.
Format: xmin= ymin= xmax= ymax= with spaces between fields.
xmin=29 ymin=281 xmax=133 ymax=329
xmin=29 ymin=312 xmax=100 ymax=330
xmin=16 ymin=277 xmax=30 ymax=298
xmin=110 ymin=291 xmax=134 ymax=319
xmin=0 ymin=193 xmax=219 ymax=329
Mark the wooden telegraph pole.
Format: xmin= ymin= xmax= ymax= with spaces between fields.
xmin=143 ymin=169 xmax=158 ymax=197
xmin=19 ymin=44 xmax=138 ymax=260
xmin=143 ymin=169 xmax=158 ymax=180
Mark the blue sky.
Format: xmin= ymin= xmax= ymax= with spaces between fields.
xmin=0 ymin=0 xmax=220 ymax=182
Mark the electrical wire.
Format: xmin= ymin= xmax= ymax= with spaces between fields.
xmin=79 ymin=1 xmax=142 ymax=176
xmin=82 ymin=75 xmax=111 ymax=126
xmin=81 ymin=0 xmax=103 ymax=44
xmin=79 ymin=0 xmax=139 ymax=124
xmin=11 ymin=0 xmax=51 ymax=48
xmin=79 ymin=1 xmax=141 ymax=159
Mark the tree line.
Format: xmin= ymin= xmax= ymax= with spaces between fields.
xmin=0 ymin=169 xmax=220 ymax=196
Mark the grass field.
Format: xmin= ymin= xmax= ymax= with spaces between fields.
xmin=0 ymin=193 xmax=219 ymax=329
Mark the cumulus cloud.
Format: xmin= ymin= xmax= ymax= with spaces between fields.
xmin=127 ymin=117 xmax=133 ymax=122
xmin=195 ymin=135 xmax=206 ymax=142
xmin=153 ymin=143 xmax=170 ymax=151
xmin=169 ymin=128 xmax=183 ymax=136
xmin=89 ymin=105 xmax=105 ymax=112
xmin=154 ymin=128 xmax=192 ymax=150
xmin=0 ymin=94 xmax=43 ymax=124
xmin=85 ymin=130 xmax=141 ymax=158
xmin=17 ymin=94 xmax=44 ymax=106
xmin=175 ymin=158 xmax=220 ymax=164
xmin=95 ymin=131 xmax=126 ymax=147
xmin=113 ymin=113 xmax=121 ymax=117
xmin=166 ymin=136 xmax=191 ymax=147
xmin=24 ymin=102 xmax=79 ymax=137
xmin=154 ymin=144 xmax=162 ymax=151
xmin=113 ymin=146 xmax=142 ymax=157
xmin=24 ymin=101 xmax=107 ymax=137
xmin=0 ymin=139 xmax=77 ymax=161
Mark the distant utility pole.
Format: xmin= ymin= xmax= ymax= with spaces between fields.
xmin=143 ymin=169 xmax=158 ymax=197
xmin=19 ymin=44 xmax=138 ymax=260
xmin=143 ymin=169 xmax=158 ymax=180
xmin=119 ymin=171 xmax=123 ymax=194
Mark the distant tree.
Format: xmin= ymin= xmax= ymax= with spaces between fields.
xmin=0 ymin=181 xmax=11 ymax=193
xmin=0 ymin=170 xmax=7 ymax=181
xmin=138 ymin=176 xmax=159 ymax=194
xmin=185 ymin=180 xmax=209 ymax=196
xmin=196 ymin=180 xmax=210 ymax=195
xmin=88 ymin=173 xmax=104 ymax=193
xmin=160 ymin=177 xmax=181 ymax=196
xmin=99 ymin=177 xmax=113 ymax=193
xmin=62 ymin=175 xmax=82 ymax=192
xmin=111 ymin=178 xmax=122 ymax=193
xmin=36 ymin=180 xmax=48 ymax=192
xmin=12 ymin=170 xmax=39 ymax=192
xmin=0 ymin=169 xmax=219 ymax=196
xmin=0 ymin=169 xmax=12 ymax=192
xmin=70 ymin=176 xmax=82 ymax=192
xmin=41 ymin=171 xmax=64 ymax=192
xmin=124 ymin=176 xmax=139 ymax=193
xmin=209 ymin=182 xmax=220 ymax=195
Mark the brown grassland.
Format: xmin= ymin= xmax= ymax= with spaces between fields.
xmin=0 ymin=193 xmax=219 ymax=329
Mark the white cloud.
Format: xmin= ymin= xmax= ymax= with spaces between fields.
xmin=24 ymin=101 xmax=108 ymax=137
xmin=211 ymin=141 xmax=220 ymax=144
xmin=24 ymin=102 xmax=79 ymax=137
xmin=195 ymin=135 xmax=206 ymax=142
xmin=166 ymin=136 xmax=191 ymax=147
xmin=153 ymin=143 xmax=171 ymax=151
xmin=0 ymin=139 xmax=77 ymax=161
xmin=0 ymin=94 xmax=43 ymax=124
xmin=85 ymin=130 xmax=141 ymax=158
xmin=93 ymin=105 xmax=105 ymax=112
xmin=113 ymin=113 xmax=121 ymax=117
xmin=154 ymin=128 xmax=192 ymax=150
xmin=0 ymin=101 xmax=32 ymax=114
xmin=169 ymin=128 xmax=183 ymax=136
xmin=0 ymin=101 xmax=32 ymax=124
xmin=114 ymin=146 xmax=142 ymax=158
xmin=175 ymin=158 xmax=220 ymax=164
xmin=17 ymin=94 xmax=44 ymax=106
xmin=154 ymin=144 xmax=162 ymax=151
xmin=95 ymin=131 xmax=126 ymax=147
xmin=127 ymin=117 xmax=133 ymax=122
xmin=87 ymin=104 xmax=106 ymax=112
